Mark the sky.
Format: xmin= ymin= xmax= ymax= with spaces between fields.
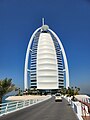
xmin=0 ymin=0 xmax=90 ymax=94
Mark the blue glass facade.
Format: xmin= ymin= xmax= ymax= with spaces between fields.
xmin=30 ymin=31 xmax=40 ymax=88
xmin=50 ymin=33 xmax=64 ymax=88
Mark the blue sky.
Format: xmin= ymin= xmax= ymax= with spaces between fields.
xmin=0 ymin=0 xmax=90 ymax=94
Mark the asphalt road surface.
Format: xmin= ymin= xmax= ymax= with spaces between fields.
xmin=0 ymin=97 xmax=78 ymax=120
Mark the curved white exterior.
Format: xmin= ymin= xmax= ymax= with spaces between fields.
xmin=37 ymin=33 xmax=58 ymax=89
xmin=24 ymin=27 xmax=41 ymax=90
xmin=24 ymin=24 xmax=69 ymax=90
xmin=49 ymin=29 xmax=69 ymax=89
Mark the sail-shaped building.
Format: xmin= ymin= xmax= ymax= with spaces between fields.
xmin=24 ymin=19 xmax=69 ymax=90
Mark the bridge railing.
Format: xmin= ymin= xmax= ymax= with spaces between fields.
xmin=65 ymin=96 xmax=90 ymax=120
xmin=0 ymin=95 xmax=51 ymax=116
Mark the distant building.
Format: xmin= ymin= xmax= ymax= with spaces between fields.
xmin=24 ymin=19 xmax=69 ymax=90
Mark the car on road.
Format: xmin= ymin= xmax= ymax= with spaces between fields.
xmin=55 ymin=93 xmax=62 ymax=102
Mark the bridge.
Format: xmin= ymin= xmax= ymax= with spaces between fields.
xmin=0 ymin=97 xmax=78 ymax=120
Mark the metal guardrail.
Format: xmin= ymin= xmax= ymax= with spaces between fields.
xmin=0 ymin=99 xmax=38 ymax=116
xmin=0 ymin=96 xmax=51 ymax=116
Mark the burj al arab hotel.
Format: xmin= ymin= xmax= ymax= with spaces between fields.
xmin=24 ymin=19 xmax=69 ymax=90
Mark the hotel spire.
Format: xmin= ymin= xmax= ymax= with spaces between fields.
xmin=42 ymin=18 xmax=45 ymax=26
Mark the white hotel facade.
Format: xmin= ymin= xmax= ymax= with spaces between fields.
xmin=24 ymin=19 xmax=69 ymax=90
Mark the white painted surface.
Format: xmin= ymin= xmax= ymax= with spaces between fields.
xmin=49 ymin=29 xmax=69 ymax=89
xmin=37 ymin=33 xmax=58 ymax=89
xmin=24 ymin=27 xmax=41 ymax=90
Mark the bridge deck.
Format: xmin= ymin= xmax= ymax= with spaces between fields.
xmin=0 ymin=97 xmax=78 ymax=120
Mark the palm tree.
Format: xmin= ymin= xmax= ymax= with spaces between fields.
xmin=0 ymin=78 xmax=15 ymax=103
xmin=61 ymin=87 xmax=67 ymax=95
xmin=74 ymin=87 xmax=80 ymax=95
